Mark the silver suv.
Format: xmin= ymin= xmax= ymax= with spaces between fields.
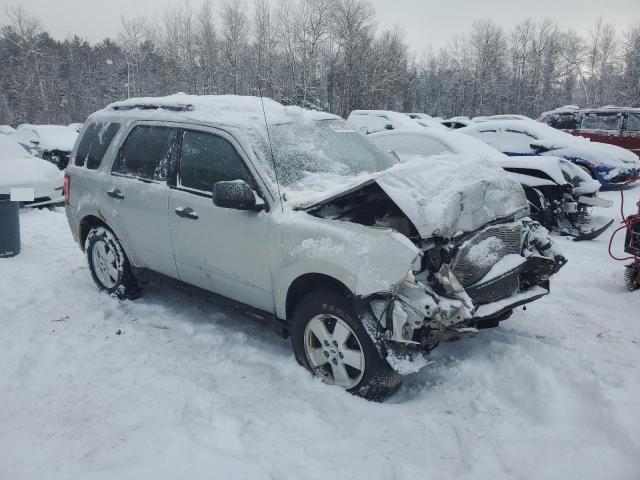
xmin=64 ymin=95 xmax=565 ymax=401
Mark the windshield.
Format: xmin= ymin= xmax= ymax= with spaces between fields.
xmin=256 ymin=118 xmax=394 ymax=190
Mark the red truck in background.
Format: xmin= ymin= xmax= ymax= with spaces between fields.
xmin=538 ymin=106 xmax=640 ymax=156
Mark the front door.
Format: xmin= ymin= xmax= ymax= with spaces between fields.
xmin=168 ymin=128 xmax=274 ymax=312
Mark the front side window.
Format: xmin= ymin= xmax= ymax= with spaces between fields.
xmin=75 ymin=122 xmax=120 ymax=169
xmin=112 ymin=125 xmax=178 ymax=181
xmin=581 ymin=112 xmax=622 ymax=131
xmin=626 ymin=113 xmax=640 ymax=132
xmin=179 ymin=130 xmax=254 ymax=193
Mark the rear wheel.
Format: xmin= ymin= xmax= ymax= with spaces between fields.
xmin=291 ymin=290 xmax=401 ymax=402
xmin=86 ymin=227 xmax=140 ymax=299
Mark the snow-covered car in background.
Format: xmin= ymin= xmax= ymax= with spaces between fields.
xmin=540 ymin=106 xmax=640 ymax=157
xmin=458 ymin=118 xmax=640 ymax=188
xmin=347 ymin=110 xmax=424 ymax=133
xmin=0 ymin=125 xmax=16 ymax=135
xmin=368 ymin=129 xmax=614 ymax=241
xmin=441 ymin=116 xmax=472 ymax=129
xmin=68 ymin=122 xmax=84 ymax=133
xmin=11 ymin=124 xmax=79 ymax=170
xmin=65 ymin=94 xmax=564 ymax=401
xmin=0 ymin=134 xmax=64 ymax=207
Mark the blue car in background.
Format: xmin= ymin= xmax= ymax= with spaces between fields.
xmin=459 ymin=118 xmax=640 ymax=188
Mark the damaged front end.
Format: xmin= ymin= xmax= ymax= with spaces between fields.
xmin=361 ymin=218 xmax=566 ymax=373
xmin=303 ymin=168 xmax=566 ymax=375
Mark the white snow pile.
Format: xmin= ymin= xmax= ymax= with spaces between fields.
xmin=1 ymin=188 xmax=639 ymax=479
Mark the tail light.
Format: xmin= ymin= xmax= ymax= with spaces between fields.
xmin=63 ymin=173 xmax=70 ymax=205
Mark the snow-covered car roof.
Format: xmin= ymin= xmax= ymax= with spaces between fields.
xmin=12 ymin=124 xmax=78 ymax=152
xmin=99 ymin=94 xmax=336 ymax=131
xmin=0 ymin=134 xmax=63 ymax=196
xmin=0 ymin=125 xmax=16 ymax=135
xmin=539 ymin=105 xmax=581 ymax=117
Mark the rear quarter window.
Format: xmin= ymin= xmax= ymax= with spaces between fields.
xmin=75 ymin=122 xmax=121 ymax=169
xmin=581 ymin=112 xmax=622 ymax=131
xmin=625 ymin=113 xmax=640 ymax=132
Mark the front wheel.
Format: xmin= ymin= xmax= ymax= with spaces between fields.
xmin=291 ymin=290 xmax=402 ymax=402
xmin=86 ymin=227 xmax=140 ymax=299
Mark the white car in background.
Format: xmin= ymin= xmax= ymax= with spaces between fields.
xmin=0 ymin=134 xmax=64 ymax=207
xmin=11 ymin=124 xmax=78 ymax=170
xmin=68 ymin=123 xmax=84 ymax=133
xmin=368 ymin=128 xmax=614 ymax=241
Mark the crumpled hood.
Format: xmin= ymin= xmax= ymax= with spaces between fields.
xmin=302 ymin=154 xmax=529 ymax=239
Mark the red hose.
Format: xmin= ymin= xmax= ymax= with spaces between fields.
xmin=608 ymin=176 xmax=640 ymax=263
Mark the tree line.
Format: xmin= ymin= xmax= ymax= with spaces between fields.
xmin=0 ymin=1 xmax=638 ymax=126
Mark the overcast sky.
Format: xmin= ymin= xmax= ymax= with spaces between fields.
xmin=0 ymin=0 xmax=638 ymax=52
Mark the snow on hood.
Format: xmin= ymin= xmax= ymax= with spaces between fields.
xmin=12 ymin=125 xmax=78 ymax=152
xmin=0 ymin=135 xmax=63 ymax=195
xmin=301 ymin=154 xmax=529 ymax=239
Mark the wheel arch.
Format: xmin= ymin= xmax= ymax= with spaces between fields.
xmin=285 ymin=273 xmax=353 ymax=322
xmin=78 ymin=215 xmax=111 ymax=252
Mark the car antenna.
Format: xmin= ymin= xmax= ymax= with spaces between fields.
xmin=258 ymin=77 xmax=284 ymax=213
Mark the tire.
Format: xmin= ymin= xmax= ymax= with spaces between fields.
xmin=290 ymin=290 xmax=402 ymax=402
xmin=86 ymin=226 xmax=140 ymax=299
xmin=624 ymin=263 xmax=640 ymax=292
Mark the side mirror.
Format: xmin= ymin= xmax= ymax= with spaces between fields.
xmin=213 ymin=180 xmax=264 ymax=212
xmin=384 ymin=123 xmax=394 ymax=130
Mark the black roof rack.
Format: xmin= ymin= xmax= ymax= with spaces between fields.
xmin=111 ymin=103 xmax=194 ymax=112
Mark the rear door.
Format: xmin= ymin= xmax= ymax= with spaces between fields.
xmin=168 ymin=127 xmax=273 ymax=311
xmin=621 ymin=112 xmax=640 ymax=156
xmin=102 ymin=124 xmax=179 ymax=279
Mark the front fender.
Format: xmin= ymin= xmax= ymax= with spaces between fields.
xmin=273 ymin=211 xmax=420 ymax=319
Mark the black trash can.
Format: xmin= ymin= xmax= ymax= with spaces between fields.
xmin=0 ymin=194 xmax=20 ymax=258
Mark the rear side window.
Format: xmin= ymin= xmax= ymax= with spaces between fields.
xmin=581 ymin=113 xmax=622 ymax=131
xmin=75 ymin=122 xmax=120 ymax=169
xmin=112 ymin=126 xmax=178 ymax=181
xmin=179 ymin=130 xmax=254 ymax=193
xmin=626 ymin=113 xmax=640 ymax=132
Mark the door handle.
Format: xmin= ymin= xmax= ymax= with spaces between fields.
xmin=106 ymin=188 xmax=125 ymax=200
xmin=175 ymin=206 xmax=199 ymax=220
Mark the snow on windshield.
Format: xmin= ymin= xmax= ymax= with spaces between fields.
xmin=250 ymin=118 xmax=394 ymax=202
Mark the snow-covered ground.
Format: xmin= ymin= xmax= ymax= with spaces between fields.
xmin=1 ymin=189 xmax=639 ymax=480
